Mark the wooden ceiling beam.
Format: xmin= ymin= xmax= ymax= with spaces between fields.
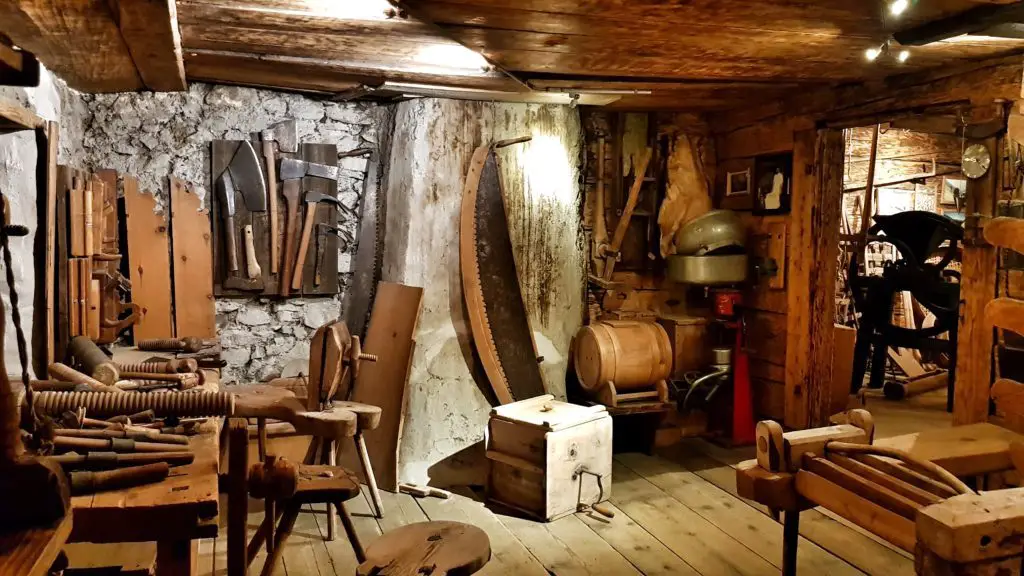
xmin=111 ymin=0 xmax=186 ymax=91
xmin=183 ymin=50 xmax=519 ymax=93
xmin=0 ymin=0 xmax=142 ymax=92
xmin=894 ymin=2 xmax=1024 ymax=46
xmin=0 ymin=39 xmax=39 ymax=87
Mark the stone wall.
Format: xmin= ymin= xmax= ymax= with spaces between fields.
xmin=384 ymin=98 xmax=583 ymax=486
xmin=0 ymin=66 xmax=85 ymax=377
xmin=76 ymin=84 xmax=385 ymax=382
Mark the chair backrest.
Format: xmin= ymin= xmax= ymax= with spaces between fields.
xmin=306 ymin=321 xmax=350 ymax=411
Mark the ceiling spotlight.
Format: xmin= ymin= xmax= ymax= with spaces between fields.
xmin=890 ymin=0 xmax=909 ymax=16
xmin=897 ymin=50 xmax=910 ymax=62
xmin=865 ymin=47 xmax=881 ymax=61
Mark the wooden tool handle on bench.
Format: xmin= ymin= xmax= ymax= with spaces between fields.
xmin=69 ymin=462 xmax=169 ymax=495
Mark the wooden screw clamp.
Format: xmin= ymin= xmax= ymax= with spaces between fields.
xmin=116 ymin=359 xmax=198 ymax=374
xmin=137 ymin=336 xmax=215 ymax=353
xmin=735 ymin=410 xmax=1006 ymax=575
xmin=34 ymin=390 xmax=235 ymax=418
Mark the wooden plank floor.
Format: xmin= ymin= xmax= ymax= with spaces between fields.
xmin=196 ymin=441 xmax=919 ymax=576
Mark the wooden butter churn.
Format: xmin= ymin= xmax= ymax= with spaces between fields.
xmin=485 ymin=395 xmax=612 ymax=521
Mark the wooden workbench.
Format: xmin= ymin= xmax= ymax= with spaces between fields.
xmin=874 ymin=422 xmax=1024 ymax=477
xmin=67 ymin=350 xmax=222 ymax=575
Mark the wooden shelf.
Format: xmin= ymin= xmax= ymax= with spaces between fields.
xmin=0 ymin=98 xmax=44 ymax=135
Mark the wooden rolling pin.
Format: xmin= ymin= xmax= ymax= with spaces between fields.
xmin=48 ymin=362 xmax=118 ymax=393
xmin=45 ymin=451 xmax=194 ymax=470
xmin=52 ymin=436 xmax=191 ymax=453
xmin=68 ymin=335 xmax=119 ymax=384
xmin=30 ymin=379 xmax=92 ymax=392
xmin=54 ymin=428 xmax=189 ymax=445
xmin=69 ymin=462 xmax=169 ymax=495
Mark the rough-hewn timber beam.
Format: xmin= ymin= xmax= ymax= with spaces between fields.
xmin=894 ymin=3 xmax=1024 ymax=46
xmin=113 ymin=0 xmax=187 ymax=91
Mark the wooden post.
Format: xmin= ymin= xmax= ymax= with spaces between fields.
xmin=785 ymin=129 xmax=844 ymax=428
xmin=953 ymin=133 xmax=1001 ymax=425
xmin=858 ymin=124 xmax=880 ymax=240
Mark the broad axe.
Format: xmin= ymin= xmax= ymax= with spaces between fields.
xmin=217 ymin=141 xmax=267 ymax=290
xmin=278 ymin=158 xmax=341 ymax=295
xmin=260 ymin=120 xmax=297 ymax=274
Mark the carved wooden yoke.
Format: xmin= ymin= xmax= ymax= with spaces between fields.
xmin=737 ymin=409 xmax=1024 ymax=576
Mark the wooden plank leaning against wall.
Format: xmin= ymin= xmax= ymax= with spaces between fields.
xmin=711 ymin=54 xmax=1022 ymax=429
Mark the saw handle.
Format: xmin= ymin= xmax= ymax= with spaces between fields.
xmin=224 ymin=213 xmax=239 ymax=272
xmin=263 ymin=141 xmax=280 ymax=274
xmin=280 ymin=180 xmax=302 ymax=297
xmin=291 ymin=203 xmax=319 ymax=290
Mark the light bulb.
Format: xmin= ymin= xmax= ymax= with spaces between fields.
xmin=865 ymin=47 xmax=881 ymax=61
xmin=898 ymin=50 xmax=910 ymax=62
xmin=890 ymin=0 xmax=909 ymax=16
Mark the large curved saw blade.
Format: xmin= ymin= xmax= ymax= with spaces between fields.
xmin=460 ymin=145 xmax=546 ymax=405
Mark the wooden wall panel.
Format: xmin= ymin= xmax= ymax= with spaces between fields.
xmin=123 ymin=176 xmax=175 ymax=340
xmin=169 ymin=177 xmax=215 ymax=339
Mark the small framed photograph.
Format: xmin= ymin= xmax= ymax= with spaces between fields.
xmin=726 ymin=169 xmax=750 ymax=196
xmin=753 ymin=152 xmax=793 ymax=215
xmin=941 ymin=177 xmax=966 ymax=206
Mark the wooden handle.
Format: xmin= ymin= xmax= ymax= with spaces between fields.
xmin=244 ymin=225 xmax=262 ymax=280
xmin=264 ymin=141 xmax=280 ymax=274
xmin=280 ymin=181 xmax=301 ymax=297
xmin=84 ymin=181 xmax=94 ymax=257
xmin=603 ymin=147 xmax=652 ymax=280
xmin=69 ymin=462 xmax=169 ymax=495
xmin=291 ymin=203 xmax=318 ymax=290
xmin=48 ymin=362 xmax=117 ymax=393
xmin=591 ymin=502 xmax=615 ymax=518
xmin=224 ymin=213 xmax=239 ymax=272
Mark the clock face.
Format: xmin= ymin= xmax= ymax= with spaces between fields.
xmin=962 ymin=143 xmax=991 ymax=179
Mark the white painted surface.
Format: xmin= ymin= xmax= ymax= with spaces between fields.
xmin=385 ymin=98 xmax=583 ymax=486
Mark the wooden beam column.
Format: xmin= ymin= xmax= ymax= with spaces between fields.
xmin=785 ymin=129 xmax=844 ymax=428
xmin=113 ymin=0 xmax=186 ymax=91
xmin=953 ymin=127 xmax=1002 ymax=424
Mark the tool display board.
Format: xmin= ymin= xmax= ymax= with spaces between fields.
xmin=211 ymin=139 xmax=339 ymax=297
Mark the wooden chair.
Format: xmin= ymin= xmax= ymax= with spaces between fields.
xmin=253 ymin=320 xmax=385 ymax=537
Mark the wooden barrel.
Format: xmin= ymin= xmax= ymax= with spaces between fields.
xmin=574 ymin=320 xmax=673 ymax=391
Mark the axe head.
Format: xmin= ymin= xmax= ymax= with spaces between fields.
xmin=303 ymin=191 xmax=342 ymax=206
xmin=227 ymin=141 xmax=267 ymax=212
xmin=261 ymin=120 xmax=298 ymax=153
xmin=278 ymin=157 xmax=340 ymax=182
xmin=217 ymin=171 xmax=236 ymax=217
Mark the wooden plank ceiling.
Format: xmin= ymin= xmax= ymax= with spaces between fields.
xmin=0 ymin=0 xmax=1022 ymax=111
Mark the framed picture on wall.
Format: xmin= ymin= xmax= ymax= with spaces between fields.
xmin=941 ymin=176 xmax=966 ymax=206
xmin=718 ymin=158 xmax=754 ymax=210
xmin=753 ymin=152 xmax=793 ymax=215
xmin=726 ymin=169 xmax=750 ymax=196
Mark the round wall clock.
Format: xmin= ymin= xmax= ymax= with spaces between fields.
xmin=962 ymin=143 xmax=991 ymax=179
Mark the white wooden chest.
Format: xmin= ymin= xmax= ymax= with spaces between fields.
xmin=485 ymin=394 xmax=612 ymax=521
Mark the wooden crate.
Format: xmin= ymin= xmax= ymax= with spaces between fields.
xmin=485 ymin=395 xmax=612 ymax=521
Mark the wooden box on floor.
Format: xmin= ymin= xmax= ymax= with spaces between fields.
xmin=485 ymin=395 xmax=612 ymax=522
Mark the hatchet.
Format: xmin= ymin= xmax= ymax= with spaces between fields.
xmin=260 ymin=121 xmax=297 ymax=274
xmin=278 ymin=158 xmax=340 ymax=295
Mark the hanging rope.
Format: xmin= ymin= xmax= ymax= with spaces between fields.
xmin=0 ymin=193 xmax=35 ymax=433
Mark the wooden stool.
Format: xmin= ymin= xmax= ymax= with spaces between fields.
xmin=357 ymin=521 xmax=491 ymax=576
xmin=227 ymin=418 xmax=366 ymax=576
